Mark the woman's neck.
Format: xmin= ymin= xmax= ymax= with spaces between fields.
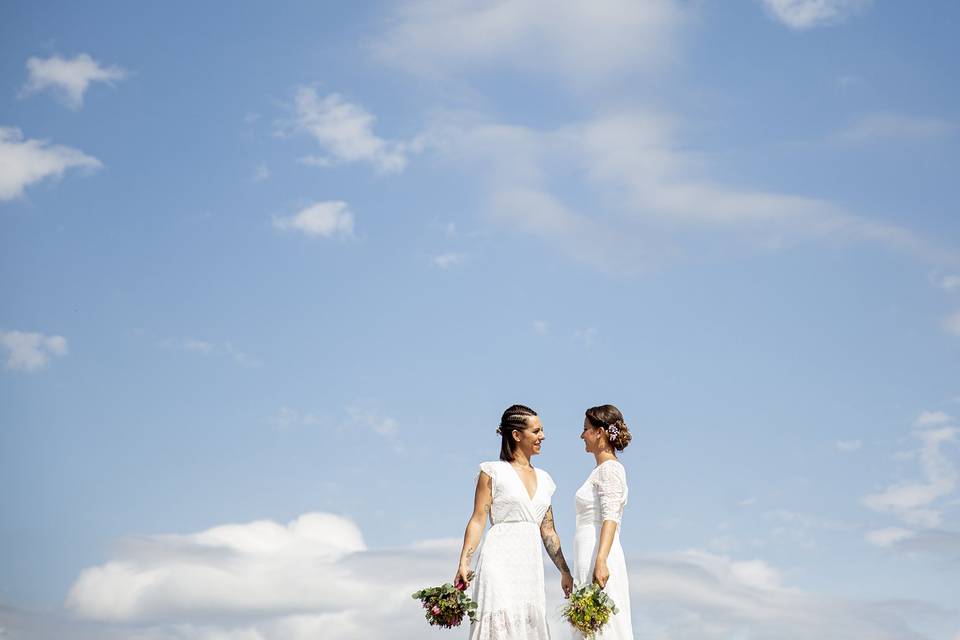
xmin=512 ymin=451 xmax=533 ymax=468
xmin=594 ymin=449 xmax=617 ymax=466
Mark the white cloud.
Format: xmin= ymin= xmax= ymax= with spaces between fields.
xmin=266 ymin=403 xmax=399 ymax=441
xmin=915 ymin=411 xmax=953 ymax=429
xmin=865 ymin=527 xmax=916 ymax=548
xmin=48 ymin=514 xmax=948 ymax=640
xmin=836 ymin=74 xmax=864 ymax=89
xmin=863 ymin=413 xmax=958 ymax=528
xmin=0 ymin=127 xmax=101 ymax=202
xmin=266 ymin=406 xmax=323 ymax=431
xmin=273 ymin=201 xmax=354 ymax=239
xmin=0 ymin=329 xmax=68 ymax=372
xmin=764 ymin=509 xmax=853 ymax=549
xmin=837 ymin=113 xmax=956 ymax=144
xmin=343 ymin=403 xmax=399 ymax=438
xmin=532 ymin=320 xmax=549 ymax=335
xmin=285 ymin=88 xmax=408 ymax=173
xmin=253 ymin=164 xmax=270 ymax=182
xmin=159 ymin=338 xmax=261 ymax=368
xmin=375 ymin=0 xmax=686 ymax=83
xmin=835 ymin=439 xmax=862 ymax=452
xmin=761 ymin=0 xmax=872 ymax=30
xmin=630 ymin=550 xmax=942 ymax=640
xmin=937 ymin=274 xmax=960 ymax=292
xmin=422 ymin=112 xmax=957 ymax=274
xmin=574 ymin=327 xmax=598 ymax=346
xmin=21 ymin=53 xmax=127 ymax=109
xmin=943 ymin=311 xmax=960 ymax=337
xmin=432 ymin=252 xmax=465 ymax=269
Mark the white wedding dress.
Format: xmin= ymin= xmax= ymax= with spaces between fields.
xmin=572 ymin=460 xmax=632 ymax=639
xmin=470 ymin=460 xmax=555 ymax=640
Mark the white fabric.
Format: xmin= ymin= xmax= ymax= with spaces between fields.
xmin=572 ymin=460 xmax=632 ymax=639
xmin=470 ymin=460 xmax=554 ymax=640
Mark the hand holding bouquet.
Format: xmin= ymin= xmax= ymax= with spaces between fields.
xmin=412 ymin=572 xmax=478 ymax=629
xmin=561 ymin=583 xmax=619 ymax=640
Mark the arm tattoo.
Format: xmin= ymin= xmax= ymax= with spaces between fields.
xmin=465 ymin=546 xmax=475 ymax=561
xmin=540 ymin=507 xmax=571 ymax=574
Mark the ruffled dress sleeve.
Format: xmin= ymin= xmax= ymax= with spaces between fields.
xmin=538 ymin=469 xmax=557 ymax=500
xmin=594 ymin=461 xmax=627 ymax=525
xmin=479 ymin=461 xmax=499 ymax=498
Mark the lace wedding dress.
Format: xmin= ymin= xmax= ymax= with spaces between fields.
xmin=470 ymin=460 xmax=556 ymax=640
xmin=572 ymin=460 xmax=632 ymax=639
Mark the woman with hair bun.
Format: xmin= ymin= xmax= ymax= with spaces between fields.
xmin=573 ymin=404 xmax=633 ymax=639
xmin=455 ymin=404 xmax=573 ymax=639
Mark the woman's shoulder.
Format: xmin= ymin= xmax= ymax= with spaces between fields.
xmin=478 ymin=460 xmax=506 ymax=477
xmin=534 ymin=466 xmax=554 ymax=480
xmin=535 ymin=466 xmax=557 ymax=492
xmin=593 ymin=459 xmax=627 ymax=479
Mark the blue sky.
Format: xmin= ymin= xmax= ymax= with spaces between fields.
xmin=1 ymin=1 xmax=959 ymax=638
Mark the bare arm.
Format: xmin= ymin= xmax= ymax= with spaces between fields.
xmin=541 ymin=506 xmax=573 ymax=596
xmin=455 ymin=471 xmax=492 ymax=586
xmin=592 ymin=463 xmax=626 ymax=588
xmin=592 ymin=520 xmax=617 ymax=588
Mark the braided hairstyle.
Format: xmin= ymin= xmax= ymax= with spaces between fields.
xmin=585 ymin=404 xmax=632 ymax=452
xmin=497 ymin=404 xmax=538 ymax=462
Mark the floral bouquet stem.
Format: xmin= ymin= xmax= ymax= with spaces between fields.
xmin=412 ymin=572 xmax=478 ymax=629
xmin=561 ymin=583 xmax=619 ymax=640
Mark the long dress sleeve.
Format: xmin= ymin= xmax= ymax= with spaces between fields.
xmin=594 ymin=462 xmax=627 ymax=525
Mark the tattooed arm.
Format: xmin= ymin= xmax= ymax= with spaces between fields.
xmin=540 ymin=506 xmax=573 ymax=596
xmin=455 ymin=471 xmax=492 ymax=587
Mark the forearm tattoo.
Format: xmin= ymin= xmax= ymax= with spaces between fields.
xmin=540 ymin=507 xmax=571 ymax=574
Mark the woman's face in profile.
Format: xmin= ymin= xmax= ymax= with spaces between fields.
xmin=580 ymin=417 xmax=602 ymax=453
xmin=516 ymin=415 xmax=545 ymax=456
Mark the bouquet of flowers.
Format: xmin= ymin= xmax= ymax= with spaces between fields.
xmin=561 ymin=583 xmax=619 ymax=640
xmin=411 ymin=573 xmax=478 ymax=629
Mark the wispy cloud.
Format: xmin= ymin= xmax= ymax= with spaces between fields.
xmin=253 ymin=164 xmax=271 ymax=182
xmin=0 ymin=127 xmax=101 ymax=202
xmin=943 ymin=311 xmax=960 ymax=337
xmin=267 ymin=406 xmax=324 ymax=431
xmin=374 ymin=0 xmax=686 ymax=84
xmin=273 ymin=201 xmax=354 ymax=239
xmin=835 ymin=439 xmax=863 ymax=452
xmin=20 ymin=53 xmax=127 ymax=109
xmin=283 ymin=88 xmax=411 ymax=173
xmin=158 ymin=337 xmax=262 ymax=368
xmin=862 ymin=411 xmax=958 ymax=529
xmin=431 ymin=252 xmax=465 ymax=269
xmin=0 ymin=329 xmax=67 ymax=372
xmin=532 ymin=320 xmax=549 ymax=335
xmin=266 ymin=403 xmax=399 ymax=443
xmin=343 ymin=402 xmax=399 ymax=439
xmin=865 ymin=526 xmax=915 ymax=548
xmin=836 ymin=113 xmax=956 ymax=144
xmin=761 ymin=0 xmax=872 ymax=30
xmin=574 ymin=327 xmax=598 ymax=346
xmin=620 ymin=550 xmax=945 ymax=639
xmin=936 ymin=274 xmax=960 ymax=292
xmin=423 ymin=112 xmax=959 ymax=274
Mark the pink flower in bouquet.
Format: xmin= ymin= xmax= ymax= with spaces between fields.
xmin=432 ymin=606 xmax=441 ymax=615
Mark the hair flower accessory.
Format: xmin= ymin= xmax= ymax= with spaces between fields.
xmin=606 ymin=424 xmax=620 ymax=441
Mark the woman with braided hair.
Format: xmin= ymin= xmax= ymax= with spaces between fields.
xmin=455 ymin=404 xmax=573 ymax=639
xmin=572 ymin=404 xmax=634 ymax=639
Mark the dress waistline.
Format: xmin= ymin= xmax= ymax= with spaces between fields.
xmin=575 ymin=518 xmax=622 ymax=529
xmin=490 ymin=521 xmax=539 ymax=529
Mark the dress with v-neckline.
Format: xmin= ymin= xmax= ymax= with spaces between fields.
xmin=505 ymin=461 xmax=539 ymax=502
xmin=469 ymin=460 xmax=556 ymax=639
